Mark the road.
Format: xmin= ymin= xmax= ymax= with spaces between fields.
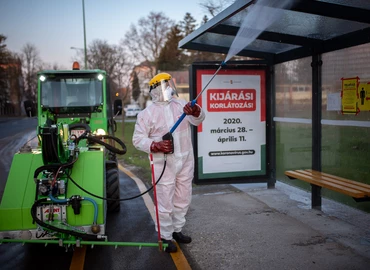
xmin=0 ymin=117 xmax=178 ymax=270
xmin=1 ymin=117 xmax=369 ymax=269
xmin=0 ymin=117 xmax=37 ymax=202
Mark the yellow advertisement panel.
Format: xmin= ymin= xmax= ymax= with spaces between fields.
xmin=358 ymin=82 xmax=370 ymax=112
xmin=341 ymin=77 xmax=359 ymax=115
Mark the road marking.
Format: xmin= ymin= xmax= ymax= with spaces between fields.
xmin=118 ymin=164 xmax=156 ymax=221
xmin=118 ymin=164 xmax=192 ymax=270
xmin=171 ymin=242 xmax=192 ymax=270
xmin=69 ymin=246 xmax=86 ymax=270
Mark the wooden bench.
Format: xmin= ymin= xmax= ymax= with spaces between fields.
xmin=285 ymin=169 xmax=370 ymax=209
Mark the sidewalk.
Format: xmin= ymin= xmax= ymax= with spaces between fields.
xmin=180 ymin=181 xmax=370 ymax=270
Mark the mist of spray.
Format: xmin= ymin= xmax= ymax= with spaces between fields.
xmin=169 ymin=0 xmax=294 ymax=134
xmin=224 ymin=0 xmax=294 ymax=63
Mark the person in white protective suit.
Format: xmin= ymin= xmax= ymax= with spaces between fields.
xmin=132 ymin=72 xmax=205 ymax=253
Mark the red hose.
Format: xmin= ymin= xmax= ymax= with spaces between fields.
xmin=150 ymin=153 xmax=163 ymax=251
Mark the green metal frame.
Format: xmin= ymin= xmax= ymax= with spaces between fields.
xmin=0 ymin=238 xmax=168 ymax=250
xmin=0 ymin=150 xmax=105 ymax=231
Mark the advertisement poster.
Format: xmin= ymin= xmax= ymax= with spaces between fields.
xmin=358 ymin=82 xmax=370 ymax=112
xmin=341 ymin=77 xmax=359 ymax=114
xmin=196 ymin=69 xmax=266 ymax=181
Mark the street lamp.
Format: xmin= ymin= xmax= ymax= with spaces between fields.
xmin=70 ymin=0 xmax=88 ymax=69
xmin=82 ymin=0 xmax=87 ymax=70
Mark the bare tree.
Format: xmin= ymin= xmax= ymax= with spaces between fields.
xmin=0 ymin=35 xmax=8 ymax=56
xmin=7 ymin=53 xmax=23 ymax=116
xmin=121 ymin=12 xmax=174 ymax=65
xmin=0 ymin=35 xmax=11 ymax=115
xmin=0 ymin=36 xmax=25 ymax=116
xmin=179 ymin=13 xmax=198 ymax=37
xmin=200 ymin=0 xmax=235 ymax=17
xmin=131 ymin=70 xmax=140 ymax=102
xmin=41 ymin=62 xmax=66 ymax=70
xmin=201 ymin=15 xmax=210 ymax=25
xmin=87 ymin=39 xmax=132 ymax=102
xmin=21 ymin=43 xmax=41 ymax=103
xmin=157 ymin=25 xmax=185 ymax=71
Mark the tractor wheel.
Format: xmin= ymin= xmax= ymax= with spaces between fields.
xmin=106 ymin=168 xmax=120 ymax=212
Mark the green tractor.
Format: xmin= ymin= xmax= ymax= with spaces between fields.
xmin=0 ymin=63 xmax=160 ymax=249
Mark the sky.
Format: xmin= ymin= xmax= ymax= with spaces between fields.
xmin=0 ymin=0 xmax=208 ymax=68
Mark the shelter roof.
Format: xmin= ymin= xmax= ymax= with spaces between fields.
xmin=179 ymin=0 xmax=370 ymax=64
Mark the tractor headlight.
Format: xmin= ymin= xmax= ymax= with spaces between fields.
xmin=39 ymin=75 xmax=46 ymax=82
xmin=96 ymin=128 xmax=106 ymax=136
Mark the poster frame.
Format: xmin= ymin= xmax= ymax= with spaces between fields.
xmin=190 ymin=61 xmax=272 ymax=185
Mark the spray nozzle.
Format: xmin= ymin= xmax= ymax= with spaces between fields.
xmin=221 ymin=61 xmax=227 ymax=67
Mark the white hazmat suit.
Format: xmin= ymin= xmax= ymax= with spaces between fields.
xmin=132 ymin=85 xmax=205 ymax=240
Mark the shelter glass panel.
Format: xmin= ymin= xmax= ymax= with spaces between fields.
xmin=275 ymin=57 xmax=312 ymax=118
xmin=321 ymin=43 xmax=370 ymax=211
xmin=274 ymin=57 xmax=312 ymax=190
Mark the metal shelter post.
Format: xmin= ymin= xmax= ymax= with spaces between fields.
xmin=311 ymin=53 xmax=323 ymax=209
xmin=267 ymin=64 xmax=276 ymax=189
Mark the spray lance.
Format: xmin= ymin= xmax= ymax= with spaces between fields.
xmin=161 ymin=61 xmax=227 ymax=152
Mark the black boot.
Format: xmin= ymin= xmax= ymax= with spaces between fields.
xmin=172 ymin=232 xmax=192 ymax=244
xmin=161 ymin=239 xmax=177 ymax=253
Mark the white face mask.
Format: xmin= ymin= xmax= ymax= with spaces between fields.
xmin=163 ymin=86 xmax=174 ymax=102
xmin=150 ymin=86 xmax=173 ymax=103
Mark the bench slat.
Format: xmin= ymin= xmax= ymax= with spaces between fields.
xmin=297 ymin=170 xmax=370 ymax=195
xmin=285 ymin=170 xmax=366 ymax=198
xmin=306 ymin=169 xmax=370 ymax=191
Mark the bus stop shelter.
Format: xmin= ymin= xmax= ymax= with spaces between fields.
xmin=179 ymin=0 xmax=370 ymax=210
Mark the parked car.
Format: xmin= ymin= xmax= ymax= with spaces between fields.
xmin=126 ymin=108 xmax=141 ymax=117
xmin=124 ymin=104 xmax=140 ymax=113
